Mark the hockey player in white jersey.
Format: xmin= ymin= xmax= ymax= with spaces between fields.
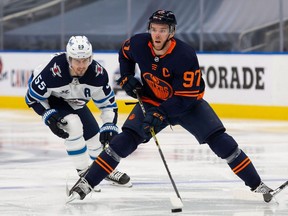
xmin=25 ymin=35 xmax=132 ymax=187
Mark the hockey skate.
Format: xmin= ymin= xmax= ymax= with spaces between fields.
xmin=252 ymin=181 xmax=273 ymax=202
xmin=66 ymin=177 xmax=92 ymax=203
xmin=105 ymin=169 xmax=132 ymax=187
xmin=66 ymin=167 xmax=101 ymax=196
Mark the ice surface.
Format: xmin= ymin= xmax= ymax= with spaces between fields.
xmin=1 ymin=110 xmax=288 ymax=216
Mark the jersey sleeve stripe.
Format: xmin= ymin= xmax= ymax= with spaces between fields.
xmin=97 ymin=103 xmax=117 ymax=109
xmin=174 ymin=91 xmax=199 ymax=97
xmin=141 ymin=97 xmax=161 ymax=107
xmin=27 ymin=87 xmax=47 ymax=101
xmin=174 ymin=91 xmax=204 ymax=100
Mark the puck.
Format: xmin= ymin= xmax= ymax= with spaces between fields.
xmin=171 ymin=208 xmax=182 ymax=213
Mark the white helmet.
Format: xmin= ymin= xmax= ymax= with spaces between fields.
xmin=66 ymin=36 xmax=93 ymax=62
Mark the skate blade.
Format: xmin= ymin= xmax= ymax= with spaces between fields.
xmin=66 ymin=184 xmax=101 ymax=197
xmin=65 ymin=175 xmax=70 ymax=196
xmin=66 ymin=183 xmax=69 ymax=196
xmin=66 ymin=192 xmax=80 ymax=204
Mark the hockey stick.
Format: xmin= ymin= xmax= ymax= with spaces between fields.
xmin=263 ymin=180 xmax=288 ymax=203
xmin=272 ymin=180 xmax=288 ymax=196
xmin=133 ymin=90 xmax=183 ymax=212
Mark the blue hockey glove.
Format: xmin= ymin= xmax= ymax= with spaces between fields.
xmin=99 ymin=123 xmax=118 ymax=145
xmin=143 ymin=107 xmax=165 ymax=136
xmin=42 ymin=109 xmax=69 ymax=139
xmin=117 ymin=75 xmax=142 ymax=98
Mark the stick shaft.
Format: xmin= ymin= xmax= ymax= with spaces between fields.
xmin=271 ymin=180 xmax=288 ymax=196
xmin=134 ymin=90 xmax=182 ymax=200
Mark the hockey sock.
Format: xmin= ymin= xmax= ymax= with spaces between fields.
xmin=228 ymin=150 xmax=261 ymax=189
xmin=84 ymin=150 xmax=119 ymax=187
xmin=65 ymin=137 xmax=90 ymax=171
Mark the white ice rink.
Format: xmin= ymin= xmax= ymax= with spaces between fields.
xmin=1 ymin=110 xmax=288 ymax=216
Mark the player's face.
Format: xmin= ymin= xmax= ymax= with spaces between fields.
xmin=69 ymin=57 xmax=90 ymax=77
xmin=149 ymin=23 xmax=173 ymax=51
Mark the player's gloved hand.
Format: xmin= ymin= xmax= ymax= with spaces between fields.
xmin=117 ymin=75 xmax=142 ymax=98
xmin=42 ymin=109 xmax=69 ymax=139
xmin=143 ymin=107 xmax=166 ymax=136
xmin=99 ymin=123 xmax=118 ymax=145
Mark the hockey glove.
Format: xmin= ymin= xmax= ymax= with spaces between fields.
xmin=42 ymin=109 xmax=69 ymax=139
xmin=117 ymin=75 xmax=142 ymax=98
xmin=143 ymin=107 xmax=165 ymax=136
xmin=99 ymin=123 xmax=118 ymax=145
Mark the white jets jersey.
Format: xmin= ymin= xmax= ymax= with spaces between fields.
xmin=25 ymin=52 xmax=117 ymax=124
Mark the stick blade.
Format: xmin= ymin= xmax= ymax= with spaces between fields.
xmin=169 ymin=196 xmax=183 ymax=208
xmin=170 ymin=196 xmax=183 ymax=213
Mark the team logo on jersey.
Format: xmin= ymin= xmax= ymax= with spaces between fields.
xmin=143 ymin=72 xmax=173 ymax=100
xmin=95 ymin=64 xmax=103 ymax=77
xmin=50 ymin=63 xmax=62 ymax=77
xmin=65 ymin=98 xmax=87 ymax=106
xmin=60 ymin=89 xmax=70 ymax=94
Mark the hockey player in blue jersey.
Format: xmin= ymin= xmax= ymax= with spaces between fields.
xmin=25 ymin=35 xmax=131 ymax=187
xmin=67 ymin=11 xmax=274 ymax=202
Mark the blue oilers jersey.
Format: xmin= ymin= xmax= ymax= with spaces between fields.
xmin=119 ymin=33 xmax=205 ymax=117
xmin=25 ymin=52 xmax=117 ymax=124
